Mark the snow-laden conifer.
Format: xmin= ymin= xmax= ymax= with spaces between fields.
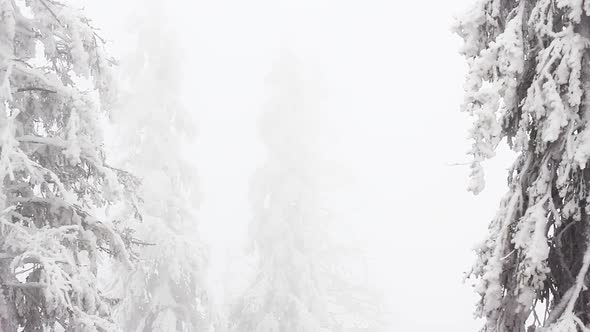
xmin=456 ymin=0 xmax=590 ymax=330
xmin=230 ymin=52 xmax=386 ymax=332
xmin=104 ymin=2 xmax=215 ymax=331
xmin=0 ymin=1 xmax=141 ymax=330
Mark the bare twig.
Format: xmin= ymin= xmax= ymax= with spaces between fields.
xmin=130 ymin=239 xmax=156 ymax=247
xmin=38 ymin=0 xmax=64 ymax=27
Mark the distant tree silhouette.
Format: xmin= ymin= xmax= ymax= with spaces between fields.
xmin=230 ymin=52 xmax=386 ymax=332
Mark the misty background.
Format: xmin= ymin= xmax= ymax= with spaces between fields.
xmin=82 ymin=0 xmax=514 ymax=330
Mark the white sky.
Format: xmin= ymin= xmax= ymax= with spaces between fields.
xmin=85 ymin=0 xmax=516 ymax=330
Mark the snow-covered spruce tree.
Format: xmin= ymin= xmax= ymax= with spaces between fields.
xmin=0 ymin=1 xmax=141 ymax=331
xmin=230 ymin=53 xmax=385 ymax=332
xmin=104 ymin=3 xmax=214 ymax=331
xmin=455 ymin=0 xmax=590 ymax=331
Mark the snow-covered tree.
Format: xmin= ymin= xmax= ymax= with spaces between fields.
xmin=455 ymin=0 xmax=590 ymax=331
xmin=103 ymin=2 xmax=214 ymax=331
xmin=230 ymin=52 xmax=385 ymax=332
xmin=0 ymin=0 xmax=141 ymax=331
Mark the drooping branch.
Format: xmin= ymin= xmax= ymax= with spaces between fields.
xmin=456 ymin=0 xmax=590 ymax=331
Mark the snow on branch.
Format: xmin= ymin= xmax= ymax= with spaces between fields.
xmin=457 ymin=0 xmax=590 ymax=331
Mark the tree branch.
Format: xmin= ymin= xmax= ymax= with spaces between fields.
xmin=38 ymin=0 xmax=64 ymax=28
xmin=16 ymin=87 xmax=57 ymax=94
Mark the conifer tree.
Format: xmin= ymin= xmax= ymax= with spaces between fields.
xmin=105 ymin=2 xmax=214 ymax=331
xmin=0 ymin=0 xmax=140 ymax=331
xmin=230 ymin=53 xmax=385 ymax=332
xmin=456 ymin=0 xmax=590 ymax=331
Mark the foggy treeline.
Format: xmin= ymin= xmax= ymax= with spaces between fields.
xmin=0 ymin=0 xmax=387 ymax=331
xmin=5 ymin=0 xmax=581 ymax=331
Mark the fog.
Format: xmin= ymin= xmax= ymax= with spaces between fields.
xmin=82 ymin=0 xmax=514 ymax=330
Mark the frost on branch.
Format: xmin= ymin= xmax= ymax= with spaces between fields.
xmin=0 ymin=1 xmax=140 ymax=330
xmin=456 ymin=0 xmax=590 ymax=331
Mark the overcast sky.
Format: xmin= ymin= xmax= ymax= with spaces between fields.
xmin=86 ymin=0 xmax=515 ymax=330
